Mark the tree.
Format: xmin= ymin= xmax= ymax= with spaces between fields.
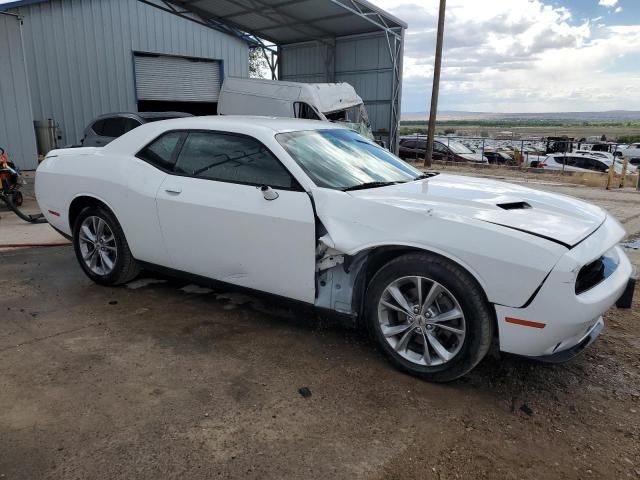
xmin=249 ymin=48 xmax=269 ymax=79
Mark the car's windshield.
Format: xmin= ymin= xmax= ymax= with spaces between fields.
xmin=444 ymin=140 xmax=474 ymax=154
xmin=276 ymin=129 xmax=422 ymax=190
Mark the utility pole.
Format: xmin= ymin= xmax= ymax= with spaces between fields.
xmin=424 ymin=0 xmax=446 ymax=168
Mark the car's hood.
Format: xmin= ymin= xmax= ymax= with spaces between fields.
xmin=348 ymin=174 xmax=606 ymax=247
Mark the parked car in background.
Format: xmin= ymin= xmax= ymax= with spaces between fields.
xmin=483 ymin=150 xmax=516 ymax=165
xmin=36 ymin=116 xmax=634 ymax=382
xmin=622 ymin=143 xmax=640 ymax=163
xmin=81 ymin=112 xmax=193 ymax=147
xmin=537 ymin=155 xmax=601 ymax=172
xmin=399 ymin=136 xmax=488 ymax=163
xmin=574 ymin=150 xmax=638 ymax=174
xmin=538 ymin=153 xmax=633 ymax=174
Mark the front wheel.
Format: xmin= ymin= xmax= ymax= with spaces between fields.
xmin=72 ymin=206 xmax=140 ymax=285
xmin=365 ymin=253 xmax=494 ymax=382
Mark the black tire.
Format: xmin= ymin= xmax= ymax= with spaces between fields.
xmin=12 ymin=191 xmax=23 ymax=207
xmin=365 ymin=252 xmax=494 ymax=382
xmin=72 ymin=205 xmax=140 ymax=286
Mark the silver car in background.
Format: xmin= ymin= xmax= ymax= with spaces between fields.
xmin=81 ymin=112 xmax=192 ymax=147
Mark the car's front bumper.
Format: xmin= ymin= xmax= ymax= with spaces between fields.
xmin=495 ymin=215 xmax=633 ymax=358
xmin=525 ymin=316 xmax=604 ymax=363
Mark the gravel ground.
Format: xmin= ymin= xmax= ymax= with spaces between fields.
xmin=1 ymin=172 xmax=639 ymax=479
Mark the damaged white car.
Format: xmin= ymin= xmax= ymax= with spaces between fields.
xmin=36 ymin=117 xmax=635 ymax=382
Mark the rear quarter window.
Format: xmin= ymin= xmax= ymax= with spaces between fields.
xmin=136 ymin=132 xmax=184 ymax=171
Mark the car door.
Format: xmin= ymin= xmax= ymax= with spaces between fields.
xmin=417 ymin=140 xmax=427 ymax=159
xmin=432 ymin=141 xmax=448 ymax=161
xmin=123 ymin=130 xmax=185 ymax=266
xmin=155 ymin=130 xmax=316 ymax=303
xmin=399 ymin=139 xmax=417 ymax=160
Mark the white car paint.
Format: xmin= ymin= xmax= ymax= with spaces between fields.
xmin=574 ymin=150 xmax=638 ymax=174
xmin=155 ymin=175 xmax=316 ymax=301
xmin=36 ymin=116 xmax=632 ymax=361
xmin=623 ymin=143 xmax=640 ymax=160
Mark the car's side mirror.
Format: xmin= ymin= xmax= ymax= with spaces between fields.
xmin=261 ymin=186 xmax=279 ymax=201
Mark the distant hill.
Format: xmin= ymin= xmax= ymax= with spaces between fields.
xmin=402 ymin=111 xmax=640 ymax=122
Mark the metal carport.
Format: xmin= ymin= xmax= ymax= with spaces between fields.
xmin=141 ymin=0 xmax=407 ymax=150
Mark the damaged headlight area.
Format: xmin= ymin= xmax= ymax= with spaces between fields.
xmin=575 ymin=248 xmax=619 ymax=295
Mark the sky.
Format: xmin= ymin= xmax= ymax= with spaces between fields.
xmin=2 ymin=0 xmax=638 ymax=114
xmin=369 ymin=0 xmax=640 ymax=113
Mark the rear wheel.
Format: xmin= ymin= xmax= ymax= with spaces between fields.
xmin=365 ymin=253 xmax=493 ymax=382
xmin=72 ymin=206 xmax=140 ymax=285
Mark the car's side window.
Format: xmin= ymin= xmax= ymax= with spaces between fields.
xmin=122 ymin=118 xmax=142 ymax=133
xmin=433 ymin=142 xmax=447 ymax=154
xmin=101 ymin=118 xmax=127 ymax=138
xmin=592 ymin=160 xmax=608 ymax=172
xmin=555 ymin=156 xmax=574 ymax=166
xmin=136 ymin=132 xmax=184 ymax=171
xmin=573 ymin=158 xmax=589 ymax=169
xmin=294 ymin=102 xmax=320 ymax=120
xmin=403 ymin=140 xmax=416 ymax=149
xmin=92 ymin=119 xmax=107 ymax=136
xmin=174 ymin=132 xmax=296 ymax=189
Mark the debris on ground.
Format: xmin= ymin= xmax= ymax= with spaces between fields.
xmin=298 ymin=387 xmax=312 ymax=398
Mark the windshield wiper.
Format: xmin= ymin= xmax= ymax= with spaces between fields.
xmin=342 ymin=181 xmax=403 ymax=192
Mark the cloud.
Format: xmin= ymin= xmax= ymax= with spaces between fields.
xmin=369 ymin=0 xmax=640 ymax=112
xmin=615 ymin=6 xmax=623 ymax=13
xmin=598 ymin=0 xmax=618 ymax=7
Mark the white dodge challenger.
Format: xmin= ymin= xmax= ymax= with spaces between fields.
xmin=36 ymin=116 xmax=635 ymax=381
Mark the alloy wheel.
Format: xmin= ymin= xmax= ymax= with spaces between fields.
xmin=377 ymin=276 xmax=466 ymax=367
xmin=78 ymin=216 xmax=118 ymax=276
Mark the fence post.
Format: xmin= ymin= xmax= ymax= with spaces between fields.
xmin=619 ymin=157 xmax=629 ymax=189
xmin=606 ymin=161 xmax=615 ymax=190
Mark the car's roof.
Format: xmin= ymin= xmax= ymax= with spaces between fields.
xmin=145 ymin=115 xmax=344 ymax=134
xmin=104 ymin=115 xmax=347 ymax=154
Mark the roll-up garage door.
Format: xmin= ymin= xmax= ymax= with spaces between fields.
xmin=134 ymin=54 xmax=221 ymax=103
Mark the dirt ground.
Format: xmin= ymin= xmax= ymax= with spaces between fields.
xmin=1 ymin=173 xmax=639 ymax=479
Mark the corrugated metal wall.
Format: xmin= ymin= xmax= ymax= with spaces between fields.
xmin=336 ymin=33 xmax=393 ymax=143
xmin=280 ymin=32 xmax=394 ymax=144
xmin=11 ymin=0 xmax=249 ymax=148
xmin=279 ymin=41 xmax=333 ymax=83
xmin=0 ymin=14 xmax=38 ymax=170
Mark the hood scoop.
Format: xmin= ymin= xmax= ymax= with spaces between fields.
xmin=497 ymin=201 xmax=531 ymax=210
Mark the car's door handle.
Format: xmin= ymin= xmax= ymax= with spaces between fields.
xmin=164 ymin=186 xmax=182 ymax=195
